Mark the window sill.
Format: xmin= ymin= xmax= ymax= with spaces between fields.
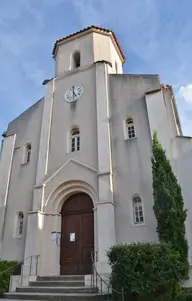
xmin=21 ymin=161 xmax=29 ymax=165
xmin=67 ymin=66 xmax=81 ymax=75
xmin=65 ymin=151 xmax=80 ymax=156
xmin=70 ymin=149 xmax=80 ymax=153
xmin=14 ymin=235 xmax=23 ymax=239
xmin=125 ymin=136 xmax=137 ymax=141
xmin=132 ymin=222 xmax=145 ymax=227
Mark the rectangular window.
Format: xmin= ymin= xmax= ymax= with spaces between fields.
xmin=128 ymin=125 xmax=135 ymax=139
xmin=21 ymin=144 xmax=31 ymax=164
xmin=133 ymin=197 xmax=145 ymax=225
xmin=71 ymin=138 xmax=76 ymax=152
xmin=15 ymin=212 xmax=24 ymax=237
xmin=18 ymin=220 xmax=23 ymax=235
xmin=77 ymin=136 xmax=80 ymax=151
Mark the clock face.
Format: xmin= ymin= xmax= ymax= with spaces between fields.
xmin=64 ymin=85 xmax=84 ymax=103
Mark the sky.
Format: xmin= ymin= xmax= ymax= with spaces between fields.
xmin=0 ymin=0 xmax=192 ymax=136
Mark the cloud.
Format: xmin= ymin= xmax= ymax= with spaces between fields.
xmin=0 ymin=0 xmax=192 ymax=137
xmin=71 ymin=0 xmax=192 ymax=84
xmin=71 ymin=0 xmax=159 ymax=58
xmin=178 ymin=84 xmax=192 ymax=103
xmin=22 ymin=61 xmax=46 ymax=86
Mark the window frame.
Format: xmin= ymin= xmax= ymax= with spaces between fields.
xmin=21 ymin=143 xmax=32 ymax=164
xmin=26 ymin=144 xmax=31 ymax=163
xmin=132 ymin=196 xmax=145 ymax=226
xmin=126 ymin=118 xmax=136 ymax=139
xmin=71 ymin=128 xmax=80 ymax=152
xmin=14 ymin=211 xmax=24 ymax=238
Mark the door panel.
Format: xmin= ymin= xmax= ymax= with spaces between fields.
xmin=79 ymin=213 xmax=94 ymax=274
xmin=60 ymin=215 xmax=79 ymax=274
xmin=80 ymin=214 xmax=94 ymax=244
xmin=60 ymin=193 xmax=94 ymax=275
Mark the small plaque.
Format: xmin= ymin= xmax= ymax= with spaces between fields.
xmin=70 ymin=233 xmax=75 ymax=242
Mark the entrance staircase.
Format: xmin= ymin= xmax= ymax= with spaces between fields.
xmin=3 ymin=275 xmax=100 ymax=301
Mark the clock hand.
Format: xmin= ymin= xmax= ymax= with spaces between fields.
xmin=72 ymin=86 xmax=78 ymax=98
xmin=71 ymin=86 xmax=75 ymax=98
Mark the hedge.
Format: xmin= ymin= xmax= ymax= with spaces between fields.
xmin=107 ymin=242 xmax=185 ymax=301
xmin=0 ymin=260 xmax=21 ymax=295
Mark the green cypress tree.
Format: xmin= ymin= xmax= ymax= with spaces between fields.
xmin=152 ymin=132 xmax=189 ymax=278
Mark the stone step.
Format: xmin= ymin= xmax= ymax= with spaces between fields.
xmin=4 ymin=292 xmax=100 ymax=301
xmin=0 ymin=298 xmax=41 ymax=301
xmin=37 ymin=275 xmax=84 ymax=282
xmin=16 ymin=287 xmax=98 ymax=294
xmin=29 ymin=280 xmax=85 ymax=287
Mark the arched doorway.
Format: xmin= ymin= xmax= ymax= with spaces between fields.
xmin=60 ymin=193 xmax=94 ymax=275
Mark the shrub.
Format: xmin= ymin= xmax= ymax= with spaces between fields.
xmin=107 ymin=242 xmax=184 ymax=300
xmin=0 ymin=260 xmax=21 ymax=295
xmin=176 ymin=290 xmax=192 ymax=301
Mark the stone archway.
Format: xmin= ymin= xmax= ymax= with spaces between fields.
xmin=41 ymin=180 xmax=97 ymax=276
xmin=60 ymin=192 xmax=94 ymax=275
xmin=45 ymin=180 xmax=97 ymax=213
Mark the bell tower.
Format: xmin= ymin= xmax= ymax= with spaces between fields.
xmin=52 ymin=25 xmax=125 ymax=77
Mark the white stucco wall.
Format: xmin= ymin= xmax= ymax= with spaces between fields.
xmin=55 ymin=33 xmax=94 ymax=77
xmin=109 ymin=74 xmax=161 ymax=244
xmin=93 ymin=32 xmax=111 ymax=64
xmin=35 ymin=81 xmax=54 ymax=188
xmin=93 ymin=32 xmax=123 ymax=74
xmin=145 ymin=90 xmax=174 ymax=157
xmin=48 ymin=65 xmax=98 ymax=176
xmin=173 ymin=137 xmax=192 ymax=264
xmin=0 ymin=135 xmax=16 ymax=207
xmin=95 ymin=62 xmax=115 ymax=263
xmin=145 ymin=89 xmax=179 ymax=179
xmin=0 ymin=100 xmax=43 ymax=261
xmin=108 ymin=38 xmax=123 ymax=74
xmin=24 ymin=211 xmax=61 ymax=276
xmin=163 ymin=89 xmax=180 ymax=138
xmin=55 ymin=31 xmax=123 ymax=78
xmin=0 ymin=135 xmax=16 ymax=254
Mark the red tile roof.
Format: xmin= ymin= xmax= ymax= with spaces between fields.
xmin=52 ymin=25 xmax=125 ymax=63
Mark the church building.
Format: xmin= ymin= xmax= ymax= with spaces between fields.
xmin=0 ymin=26 xmax=192 ymax=280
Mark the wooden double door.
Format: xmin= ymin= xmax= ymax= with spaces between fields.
xmin=60 ymin=193 xmax=94 ymax=275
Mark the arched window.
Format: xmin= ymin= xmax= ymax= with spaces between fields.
xmin=132 ymin=196 xmax=144 ymax=225
xmin=16 ymin=211 xmax=24 ymax=236
xmin=71 ymin=128 xmax=80 ymax=152
xmin=71 ymin=51 xmax=80 ymax=69
xmin=126 ymin=118 xmax=136 ymax=139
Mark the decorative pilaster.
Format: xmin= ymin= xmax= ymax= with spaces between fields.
xmin=33 ymin=79 xmax=55 ymax=211
xmin=95 ymin=62 xmax=116 ymax=272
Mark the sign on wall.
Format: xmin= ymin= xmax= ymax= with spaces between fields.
xmin=70 ymin=233 xmax=75 ymax=242
xmin=51 ymin=231 xmax=61 ymax=246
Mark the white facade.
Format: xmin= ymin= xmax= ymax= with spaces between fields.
xmin=0 ymin=26 xmax=192 ymax=278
